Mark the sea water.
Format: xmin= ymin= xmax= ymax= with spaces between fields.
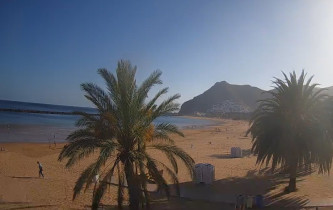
xmin=0 ymin=100 xmax=216 ymax=142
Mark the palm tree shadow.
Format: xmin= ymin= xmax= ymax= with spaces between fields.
xmin=8 ymin=204 xmax=57 ymax=209
xmin=265 ymin=191 xmax=309 ymax=207
xmin=209 ymin=153 xmax=231 ymax=159
xmin=246 ymin=164 xmax=315 ymax=178
xmin=209 ymin=149 xmax=253 ymax=159
xmin=269 ymin=165 xmax=315 ymax=179
xmin=83 ymin=172 xmax=310 ymax=209
xmin=10 ymin=176 xmax=39 ymax=179
xmin=165 ymin=171 xmax=310 ymax=208
xmin=0 ymin=202 xmax=57 ymax=210
xmin=241 ymin=149 xmax=252 ymax=157
xmin=84 ymin=197 xmax=233 ymax=210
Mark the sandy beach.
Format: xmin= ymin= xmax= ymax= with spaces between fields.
xmin=1 ymin=119 xmax=333 ymax=209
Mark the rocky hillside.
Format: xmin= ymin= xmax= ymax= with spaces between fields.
xmin=179 ymin=81 xmax=269 ymax=115
xmin=179 ymin=82 xmax=333 ymax=116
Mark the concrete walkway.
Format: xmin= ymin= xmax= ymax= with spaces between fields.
xmin=167 ymin=182 xmax=333 ymax=209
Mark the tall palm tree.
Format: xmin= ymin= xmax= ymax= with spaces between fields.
xmin=58 ymin=60 xmax=194 ymax=209
xmin=247 ymin=71 xmax=333 ymax=192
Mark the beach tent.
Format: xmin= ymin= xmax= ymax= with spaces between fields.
xmin=194 ymin=163 xmax=215 ymax=184
xmin=231 ymin=147 xmax=242 ymax=158
xmin=202 ymin=163 xmax=215 ymax=184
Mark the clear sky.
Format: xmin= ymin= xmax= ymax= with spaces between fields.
xmin=1 ymin=0 xmax=333 ymax=107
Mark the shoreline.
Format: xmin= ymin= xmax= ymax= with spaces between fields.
xmin=178 ymin=115 xmax=226 ymax=124
xmin=0 ymin=116 xmax=228 ymax=143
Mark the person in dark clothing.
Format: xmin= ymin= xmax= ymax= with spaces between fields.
xmin=37 ymin=161 xmax=44 ymax=178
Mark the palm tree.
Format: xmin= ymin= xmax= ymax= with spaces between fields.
xmin=247 ymin=71 xmax=333 ymax=192
xmin=58 ymin=60 xmax=194 ymax=209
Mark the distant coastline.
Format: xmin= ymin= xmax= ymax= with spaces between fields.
xmin=0 ymin=108 xmax=85 ymax=115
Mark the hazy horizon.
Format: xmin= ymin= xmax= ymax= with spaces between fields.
xmin=1 ymin=0 xmax=333 ymax=107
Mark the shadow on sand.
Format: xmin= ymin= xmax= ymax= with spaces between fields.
xmin=164 ymin=166 xmax=313 ymax=209
xmin=0 ymin=202 xmax=57 ymax=210
xmin=209 ymin=149 xmax=252 ymax=159
xmin=84 ymin=197 xmax=235 ymax=210
xmin=80 ymin=166 xmax=315 ymax=209
xmin=91 ymin=172 xmax=310 ymax=210
xmin=10 ymin=176 xmax=40 ymax=179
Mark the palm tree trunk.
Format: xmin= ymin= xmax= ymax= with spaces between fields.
xmin=287 ymin=163 xmax=297 ymax=192
xmin=142 ymin=183 xmax=150 ymax=209
xmin=139 ymin=164 xmax=150 ymax=209
xmin=125 ymin=162 xmax=140 ymax=210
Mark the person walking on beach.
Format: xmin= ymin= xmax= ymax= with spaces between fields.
xmin=37 ymin=161 xmax=44 ymax=178
xmin=53 ymin=134 xmax=56 ymax=148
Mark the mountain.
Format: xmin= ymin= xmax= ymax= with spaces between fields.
xmin=179 ymin=81 xmax=269 ymax=115
xmin=179 ymin=82 xmax=333 ymax=116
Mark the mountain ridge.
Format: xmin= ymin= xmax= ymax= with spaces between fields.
xmin=179 ymin=81 xmax=333 ymax=116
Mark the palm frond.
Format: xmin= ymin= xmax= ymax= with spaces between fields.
xmin=148 ymin=156 xmax=181 ymax=196
xmin=92 ymin=158 xmax=120 ymax=210
xmin=72 ymin=163 xmax=96 ymax=200
xmin=137 ymin=70 xmax=162 ymax=106
xmin=152 ymin=94 xmax=181 ymax=119
xmin=154 ymin=123 xmax=184 ymax=138
xmin=148 ymin=143 xmax=194 ymax=178
xmin=98 ymin=68 xmax=121 ymax=107
xmin=144 ymin=154 xmax=170 ymax=197
xmin=145 ymin=87 xmax=168 ymax=112
xmin=58 ymin=137 xmax=102 ymax=167
xmin=73 ymin=112 xmax=99 ymax=127
xmin=83 ymin=141 xmax=118 ymax=191
xmin=81 ymin=83 xmax=111 ymax=112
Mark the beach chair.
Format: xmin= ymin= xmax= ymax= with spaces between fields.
xmin=255 ymin=194 xmax=264 ymax=208
xmin=246 ymin=195 xmax=254 ymax=208
xmin=235 ymin=194 xmax=245 ymax=210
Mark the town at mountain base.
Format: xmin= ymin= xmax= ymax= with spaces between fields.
xmin=179 ymin=81 xmax=333 ymax=119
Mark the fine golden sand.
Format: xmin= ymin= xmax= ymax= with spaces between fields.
xmin=1 ymin=119 xmax=333 ymax=209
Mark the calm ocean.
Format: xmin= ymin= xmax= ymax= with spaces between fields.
xmin=0 ymin=100 xmax=216 ymax=143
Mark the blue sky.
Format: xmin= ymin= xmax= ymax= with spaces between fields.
xmin=1 ymin=0 xmax=333 ymax=107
